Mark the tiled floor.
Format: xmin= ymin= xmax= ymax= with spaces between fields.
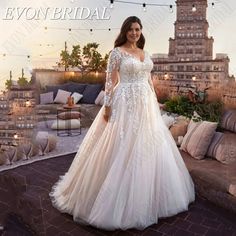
xmin=0 ymin=154 xmax=236 ymax=236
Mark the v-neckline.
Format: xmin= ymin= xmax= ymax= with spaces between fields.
xmin=117 ymin=47 xmax=145 ymax=63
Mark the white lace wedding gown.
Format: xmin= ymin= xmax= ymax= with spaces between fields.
xmin=50 ymin=47 xmax=195 ymax=231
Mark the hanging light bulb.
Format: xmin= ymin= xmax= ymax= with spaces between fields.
xmin=211 ymin=2 xmax=215 ymax=8
xmin=192 ymin=4 xmax=197 ymax=12
xmin=110 ymin=0 xmax=114 ymax=9
xmin=164 ymin=73 xmax=169 ymax=80
xmin=169 ymin=5 xmax=173 ymax=13
xmin=89 ymin=29 xmax=93 ymax=35
xmin=14 ymin=133 xmax=18 ymax=139
xmin=142 ymin=3 xmax=146 ymax=12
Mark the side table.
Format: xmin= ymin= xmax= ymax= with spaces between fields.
xmin=56 ymin=105 xmax=81 ymax=137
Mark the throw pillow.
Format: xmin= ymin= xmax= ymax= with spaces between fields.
xmin=221 ymin=110 xmax=236 ymax=133
xmin=95 ymin=90 xmax=105 ymax=105
xmin=51 ymin=119 xmax=81 ymax=130
xmin=54 ymin=89 xmax=71 ymax=104
xmin=34 ymin=132 xmax=57 ymax=156
xmin=81 ymin=84 xmax=103 ymax=104
xmin=215 ymin=143 xmax=236 ymax=164
xmin=170 ymin=116 xmax=189 ymax=142
xmin=58 ymin=111 xmax=81 ymax=120
xmin=206 ymin=132 xmax=224 ymax=158
xmin=67 ymin=83 xmax=87 ymax=94
xmin=46 ymin=83 xmax=71 ymax=99
xmin=0 ymin=151 xmax=10 ymax=166
xmin=180 ymin=121 xmax=217 ymax=159
xmin=71 ymin=92 xmax=83 ymax=104
xmin=161 ymin=113 xmax=175 ymax=128
xmin=40 ymin=92 xmax=54 ymax=105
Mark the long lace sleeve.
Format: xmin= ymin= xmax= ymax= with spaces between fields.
xmin=148 ymin=74 xmax=155 ymax=94
xmin=104 ymin=48 xmax=121 ymax=107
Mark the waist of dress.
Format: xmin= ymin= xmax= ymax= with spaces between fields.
xmin=119 ymin=80 xmax=149 ymax=85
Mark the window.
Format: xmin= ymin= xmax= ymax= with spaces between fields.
xmin=187 ymin=66 xmax=193 ymax=71
xmin=177 ymin=65 xmax=184 ymax=71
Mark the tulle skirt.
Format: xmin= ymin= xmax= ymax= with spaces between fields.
xmin=50 ymin=82 xmax=195 ymax=231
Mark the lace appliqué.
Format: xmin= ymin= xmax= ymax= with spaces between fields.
xmin=104 ymin=48 xmax=121 ymax=107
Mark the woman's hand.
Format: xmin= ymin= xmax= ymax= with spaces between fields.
xmin=103 ymin=106 xmax=111 ymax=122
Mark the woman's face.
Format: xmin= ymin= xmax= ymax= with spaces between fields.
xmin=126 ymin=22 xmax=142 ymax=44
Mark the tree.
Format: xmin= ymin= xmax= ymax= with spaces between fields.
xmin=17 ymin=77 xmax=28 ymax=87
xmin=5 ymin=79 xmax=12 ymax=90
xmin=60 ymin=50 xmax=70 ymax=71
xmin=70 ymin=45 xmax=82 ymax=68
xmin=58 ymin=42 xmax=108 ymax=76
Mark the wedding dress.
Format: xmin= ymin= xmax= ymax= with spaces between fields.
xmin=50 ymin=47 xmax=195 ymax=231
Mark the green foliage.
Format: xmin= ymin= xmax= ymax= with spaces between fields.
xmin=5 ymin=79 xmax=12 ymax=90
xmin=164 ymin=96 xmax=223 ymax=122
xmin=59 ymin=50 xmax=70 ymax=71
xmin=194 ymin=101 xmax=223 ymax=123
xmin=164 ymin=96 xmax=194 ymax=118
xmin=17 ymin=77 xmax=28 ymax=86
xmin=59 ymin=43 xmax=108 ymax=75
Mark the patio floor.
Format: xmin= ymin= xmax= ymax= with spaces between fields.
xmin=0 ymin=153 xmax=236 ymax=236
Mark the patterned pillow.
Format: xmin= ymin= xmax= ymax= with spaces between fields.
xmin=221 ymin=110 xmax=236 ymax=133
xmin=54 ymin=89 xmax=71 ymax=104
xmin=51 ymin=119 xmax=80 ymax=130
xmin=180 ymin=121 xmax=217 ymax=159
xmin=206 ymin=132 xmax=224 ymax=158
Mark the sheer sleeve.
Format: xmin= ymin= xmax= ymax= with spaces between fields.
xmin=148 ymin=74 xmax=155 ymax=94
xmin=104 ymin=48 xmax=121 ymax=107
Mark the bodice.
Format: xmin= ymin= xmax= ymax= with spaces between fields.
xmin=118 ymin=48 xmax=153 ymax=84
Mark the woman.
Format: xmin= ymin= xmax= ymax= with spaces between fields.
xmin=50 ymin=16 xmax=195 ymax=231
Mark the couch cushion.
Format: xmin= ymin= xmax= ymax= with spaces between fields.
xmin=170 ymin=116 xmax=189 ymax=142
xmin=40 ymin=92 xmax=54 ymax=105
xmin=206 ymin=132 xmax=224 ymax=158
xmin=221 ymin=110 xmax=236 ymax=133
xmin=46 ymin=83 xmax=71 ymax=99
xmin=80 ymin=84 xmax=103 ymax=104
xmin=180 ymin=121 xmax=217 ymax=159
xmin=51 ymin=119 xmax=80 ymax=130
xmin=57 ymin=111 xmax=81 ymax=120
xmin=67 ymin=82 xmax=87 ymax=94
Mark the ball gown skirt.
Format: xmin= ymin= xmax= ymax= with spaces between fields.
xmin=50 ymin=48 xmax=195 ymax=231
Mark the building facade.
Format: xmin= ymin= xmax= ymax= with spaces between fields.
xmin=0 ymin=85 xmax=36 ymax=150
xmin=152 ymin=0 xmax=235 ymax=105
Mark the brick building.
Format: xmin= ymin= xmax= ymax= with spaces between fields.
xmin=152 ymin=0 xmax=235 ymax=105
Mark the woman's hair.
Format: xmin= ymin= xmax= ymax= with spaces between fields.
xmin=114 ymin=16 xmax=145 ymax=49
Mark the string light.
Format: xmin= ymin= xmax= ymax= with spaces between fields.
xmin=142 ymin=3 xmax=146 ymax=12
xmin=192 ymin=4 xmax=197 ymax=12
xmin=108 ymin=1 xmax=218 ymax=12
xmin=1 ymin=53 xmax=30 ymax=59
xmin=110 ymin=0 xmax=114 ymax=8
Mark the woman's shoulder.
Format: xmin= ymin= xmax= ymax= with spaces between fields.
xmin=109 ymin=47 xmax=122 ymax=58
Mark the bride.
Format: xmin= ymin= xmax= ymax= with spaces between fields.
xmin=50 ymin=16 xmax=195 ymax=231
